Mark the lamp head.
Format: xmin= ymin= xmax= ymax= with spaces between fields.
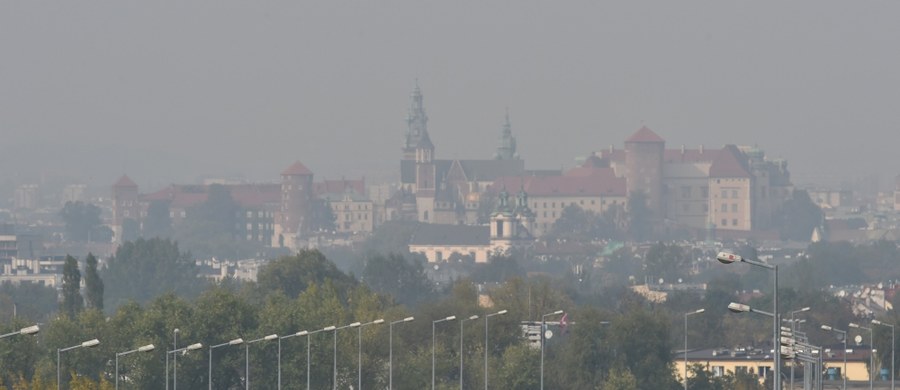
xmin=497 ymin=310 xmax=508 ymax=315
xmin=373 ymin=319 xmax=385 ymax=325
xmin=553 ymin=310 xmax=564 ymax=315
xmin=296 ymin=330 xmax=309 ymax=336
xmin=82 ymin=339 xmax=101 ymax=348
xmin=20 ymin=325 xmax=40 ymax=335
xmin=264 ymin=334 xmax=278 ymax=341
xmin=693 ymin=309 xmax=705 ymax=314
xmin=323 ymin=326 xmax=337 ymax=331
xmin=187 ymin=343 xmax=203 ymax=351
xmin=848 ymin=323 xmax=860 ymax=329
xmin=404 ymin=316 xmax=415 ymax=322
xmin=821 ymin=325 xmax=833 ymax=331
xmin=716 ymin=251 xmax=742 ymax=264
xmin=228 ymin=338 xmax=244 ymax=346
xmin=468 ymin=315 xmax=479 ymax=320
xmin=349 ymin=322 xmax=362 ymax=328
xmin=727 ymin=302 xmax=750 ymax=313
xmin=138 ymin=344 xmax=155 ymax=352
xmin=799 ymin=307 xmax=811 ymax=312
xmin=872 ymin=319 xmax=884 ymax=325
xmin=445 ymin=316 xmax=456 ymax=321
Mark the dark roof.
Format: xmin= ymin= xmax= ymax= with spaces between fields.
xmin=709 ymin=145 xmax=752 ymax=178
xmin=401 ymin=159 xmax=524 ymax=184
xmin=282 ymin=161 xmax=313 ymax=176
xmin=409 ymin=224 xmax=490 ymax=246
xmin=113 ymin=175 xmax=138 ymax=188
xmin=416 ymin=130 xmax=434 ymax=149
xmin=625 ymin=126 xmax=665 ymax=143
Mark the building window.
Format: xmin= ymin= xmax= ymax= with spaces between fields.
xmin=732 ymin=189 xmax=739 ymax=198
xmin=721 ymin=219 xmax=727 ymax=226
xmin=701 ymin=186 xmax=709 ymax=198
xmin=731 ymin=204 xmax=738 ymax=212
xmin=681 ymin=186 xmax=691 ymax=199
xmin=721 ymin=204 xmax=727 ymax=212
xmin=703 ymin=204 xmax=708 ymax=212
xmin=712 ymin=366 xmax=724 ymax=377
xmin=682 ymin=203 xmax=689 ymax=212
xmin=733 ymin=219 xmax=738 ymax=226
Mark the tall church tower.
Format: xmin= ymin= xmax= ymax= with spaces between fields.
xmin=402 ymin=81 xmax=430 ymax=161
xmin=495 ymin=110 xmax=518 ymax=160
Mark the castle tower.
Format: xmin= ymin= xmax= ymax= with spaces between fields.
xmin=495 ymin=110 xmax=518 ymax=160
xmin=414 ymin=131 xmax=437 ymax=222
xmin=275 ymin=161 xmax=313 ymax=248
xmin=111 ymin=175 xmax=139 ymax=243
xmin=624 ymin=126 xmax=665 ymax=216
xmin=402 ymin=81 xmax=430 ymax=161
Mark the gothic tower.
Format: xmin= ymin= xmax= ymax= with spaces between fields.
xmin=402 ymin=81 xmax=430 ymax=161
xmin=495 ymin=110 xmax=518 ymax=160
xmin=275 ymin=161 xmax=313 ymax=249
xmin=624 ymin=126 xmax=665 ymax=216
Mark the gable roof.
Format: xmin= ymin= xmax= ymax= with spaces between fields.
xmin=113 ymin=175 xmax=138 ymax=188
xmin=709 ymin=145 xmax=752 ymax=178
xmin=625 ymin=126 xmax=665 ymax=143
xmin=282 ymin=161 xmax=313 ymax=176
xmin=409 ymin=224 xmax=490 ymax=246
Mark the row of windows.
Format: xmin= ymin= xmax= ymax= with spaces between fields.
xmin=720 ymin=218 xmax=740 ymax=227
xmin=720 ymin=189 xmax=741 ymax=199
xmin=679 ymin=186 xmax=710 ymax=199
xmin=720 ymin=203 xmax=740 ymax=213
xmin=533 ymin=199 xmax=618 ymax=209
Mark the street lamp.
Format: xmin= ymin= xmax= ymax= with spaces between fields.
xmin=460 ymin=315 xmax=479 ymax=390
xmin=684 ymin=309 xmax=705 ymax=390
xmin=357 ymin=319 xmax=384 ymax=390
xmin=172 ymin=328 xmax=179 ymax=390
xmin=115 ymin=344 xmax=155 ymax=390
xmin=245 ymin=334 xmax=277 ymax=389
xmin=333 ymin=322 xmax=361 ymax=390
xmin=57 ymin=338 xmax=100 ymax=390
xmin=873 ymin=319 xmax=895 ymax=390
xmin=166 ymin=343 xmax=202 ymax=390
xmin=389 ymin=317 xmax=414 ymax=390
xmin=277 ymin=330 xmax=307 ymax=390
xmin=850 ymin=322 xmax=874 ymax=390
xmin=540 ymin=310 xmax=564 ymax=390
xmin=209 ymin=338 xmax=243 ymax=390
xmin=788 ymin=307 xmax=810 ymax=390
xmin=484 ymin=310 xmax=507 ymax=390
xmin=433 ymin=316 xmax=457 ymax=390
xmin=822 ymin=324 xmax=848 ymax=390
xmin=718 ymin=251 xmax=781 ymax=390
xmin=0 ymin=324 xmax=40 ymax=340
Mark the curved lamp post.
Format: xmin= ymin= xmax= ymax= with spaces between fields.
xmin=209 ymin=338 xmax=243 ymax=390
xmin=0 ymin=324 xmax=40 ymax=340
xmin=684 ymin=309 xmax=705 ymax=390
xmin=172 ymin=328 xmax=179 ymax=390
xmin=357 ymin=319 xmax=384 ymax=390
xmin=485 ymin=310 xmax=507 ymax=390
xmin=245 ymin=334 xmax=277 ymax=389
xmin=787 ymin=307 xmax=810 ymax=390
xmin=389 ymin=317 xmax=414 ymax=390
xmin=115 ymin=344 xmax=155 ymax=390
xmin=57 ymin=338 xmax=100 ymax=390
xmin=166 ymin=343 xmax=202 ymax=390
xmin=872 ymin=319 xmax=895 ymax=390
xmin=333 ymin=322 xmax=361 ymax=390
xmin=540 ymin=310 xmax=564 ymax=390
xmin=432 ymin=316 xmax=457 ymax=390
xmin=459 ymin=315 xmax=479 ymax=390
xmin=278 ymin=330 xmax=308 ymax=390
xmin=850 ymin=322 xmax=874 ymax=390
xmin=718 ymin=251 xmax=781 ymax=390
xmin=822 ymin=324 xmax=848 ymax=390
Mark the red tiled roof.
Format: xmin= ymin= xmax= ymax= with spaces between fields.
xmin=113 ymin=175 xmax=137 ymax=188
xmin=141 ymin=184 xmax=280 ymax=209
xmin=709 ymin=145 xmax=752 ymax=178
xmin=492 ymin=167 xmax=626 ymax=197
xmin=625 ymin=126 xmax=665 ymax=143
xmin=314 ymin=178 xmax=365 ymax=196
xmin=282 ymin=161 xmax=313 ymax=176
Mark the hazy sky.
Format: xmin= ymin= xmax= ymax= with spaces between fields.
xmin=2 ymin=1 xmax=898 ymax=191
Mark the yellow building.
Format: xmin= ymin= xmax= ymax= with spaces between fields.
xmin=675 ymin=347 xmax=871 ymax=384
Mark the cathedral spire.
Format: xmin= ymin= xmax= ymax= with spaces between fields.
xmin=403 ymin=81 xmax=431 ymax=159
xmin=495 ymin=108 xmax=518 ymax=160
